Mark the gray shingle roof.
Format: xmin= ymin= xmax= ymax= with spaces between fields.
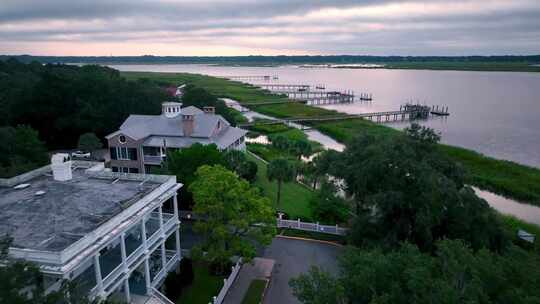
xmin=106 ymin=106 xmax=246 ymax=149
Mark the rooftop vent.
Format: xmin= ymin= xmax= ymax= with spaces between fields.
xmin=35 ymin=190 xmax=46 ymax=196
xmin=51 ymin=153 xmax=72 ymax=181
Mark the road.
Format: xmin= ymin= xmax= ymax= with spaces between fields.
xmin=262 ymin=237 xmax=342 ymax=304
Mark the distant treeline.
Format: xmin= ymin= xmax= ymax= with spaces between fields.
xmin=0 ymin=59 xmax=168 ymax=176
xmin=2 ymin=54 xmax=540 ymax=65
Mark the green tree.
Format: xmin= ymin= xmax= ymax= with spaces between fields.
xmin=189 ymin=165 xmax=275 ymax=273
xmin=338 ymin=127 xmax=504 ymax=252
xmin=289 ymin=266 xmax=346 ymax=304
xmin=166 ymin=143 xmax=226 ymax=207
xmin=309 ymin=181 xmax=350 ymax=224
xmin=290 ymin=139 xmax=312 ymax=160
xmin=223 ymin=150 xmax=258 ymax=182
xmin=271 ymin=134 xmax=290 ymax=151
xmin=267 ymin=158 xmax=295 ymax=209
xmin=290 ymin=240 xmax=540 ymax=304
xmin=0 ymin=236 xmax=102 ymax=304
xmin=78 ymin=132 xmax=103 ymax=152
xmin=0 ymin=125 xmax=48 ymax=178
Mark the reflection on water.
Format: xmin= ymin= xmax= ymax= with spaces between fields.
xmin=474 ymin=188 xmax=540 ymax=225
xmin=110 ymin=64 xmax=540 ymax=225
xmin=111 ymin=64 xmax=540 ymax=168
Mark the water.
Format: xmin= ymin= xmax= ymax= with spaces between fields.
xmin=221 ymin=98 xmax=344 ymax=151
xmin=112 ymin=64 xmax=540 ymax=168
xmin=474 ymin=188 xmax=540 ymax=225
xmin=111 ymin=64 xmax=540 ymax=225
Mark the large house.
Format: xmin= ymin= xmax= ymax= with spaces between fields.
xmin=0 ymin=154 xmax=182 ymax=303
xmin=106 ymin=102 xmax=247 ymax=174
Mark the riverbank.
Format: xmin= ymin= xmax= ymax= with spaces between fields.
xmin=121 ymin=71 xmax=540 ymax=207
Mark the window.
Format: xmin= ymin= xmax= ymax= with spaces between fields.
xmin=112 ymin=147 xmax=138 ymax=161
xmin=119 ymin=135 xmax=127 ymax=144
xmin=129 ymin=168 xmax=139 ymax=174
xmin=112 ymin=166 xmax=118 ymax=172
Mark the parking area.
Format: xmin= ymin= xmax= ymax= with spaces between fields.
xmin=262 ymin=237 xmax=343 ymax=304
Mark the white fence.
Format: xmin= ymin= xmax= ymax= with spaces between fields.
xmin=277 ymin=218 xmax=348 ymax=236
xmin=211 ymin=258 xmax=243 ymax=304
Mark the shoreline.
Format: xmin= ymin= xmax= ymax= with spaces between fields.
xmin=120 ymin=71 xmax=540 ymax=208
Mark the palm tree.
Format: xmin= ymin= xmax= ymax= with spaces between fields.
xmin=291 ymin=139 xmax=312 ymax=160
xmin=267 ymin=158 xmax=295 ymax=209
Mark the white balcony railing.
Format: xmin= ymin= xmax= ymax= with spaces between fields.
xmin=143 ymin=155 xmax=164 ymax=165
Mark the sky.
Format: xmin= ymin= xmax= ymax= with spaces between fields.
xmin=1 ymin=0 xmax=539 ymax=56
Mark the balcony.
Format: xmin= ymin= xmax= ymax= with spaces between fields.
xmin=143 ymin=155 xmax=164 ymax=165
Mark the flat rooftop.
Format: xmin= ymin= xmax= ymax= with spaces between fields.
xmin=0 ymin=168 xmax=160 ymax=252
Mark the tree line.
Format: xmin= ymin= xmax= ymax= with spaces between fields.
xmin=0 ymin=59 xmax=168 ymax=176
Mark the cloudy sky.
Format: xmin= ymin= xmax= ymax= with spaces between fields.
xmin=1 ymin=0 xmax=539 ymax=56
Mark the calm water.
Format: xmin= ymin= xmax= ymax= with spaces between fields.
xmin=112 ymin=64 xmax=540 ymax=168
xmin=111 ymin=64 xmax=540 ymax=225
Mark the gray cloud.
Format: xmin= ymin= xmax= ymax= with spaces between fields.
xmin=0 ymin=0 xmax=539 ymax=55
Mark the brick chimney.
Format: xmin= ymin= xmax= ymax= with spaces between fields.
xmin=182 ymin=114 xmax=194 ymax=137
xmin=203 ymin=106 xmax=215 ymax=115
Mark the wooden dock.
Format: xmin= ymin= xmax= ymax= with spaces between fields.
xmin=253 ymin=83 xmax=372 ymax=105
xmin=238 ymin=104 xmax=436 ymax=127
xmin=222 ymin=75 xmax=278 ymax=81
xmin=253 ymin=83 xmax=310 ymax=91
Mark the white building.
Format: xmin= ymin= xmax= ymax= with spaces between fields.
xmin=0 ymin=155 xmax=182 ymax=303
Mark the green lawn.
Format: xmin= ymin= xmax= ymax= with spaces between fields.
xmin=176 ymin=263 xmax=225 ymax=304
xmin=122 ymin=71 xmax=540 ymax=207
xmin=280 ymin=228 xmax=346 ymax=244
xmin=247 ymin=152 xmax=313 ymax=220
xmin=241 ymin=279 xmax=267 ymax=304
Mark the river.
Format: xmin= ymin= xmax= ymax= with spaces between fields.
xmin=110 ymin=64 xmax=540 ymax=226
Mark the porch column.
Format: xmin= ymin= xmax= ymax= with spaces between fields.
xmin=144 ymin=258 xmax=152 ymax=291
xmin=160 ymin=242 xmax=166 ymax=273
xmin=124 ymin=279 xmax=131 ymax=303
xmin=175 ymin=228 xmax=181 ymax=259
xmin=173 ymin=194 xmax=179 ymax=222
xmin=120 ymin=233 xmax=128 ymax=273
xmin=158 ymin=205 xmax=164 ymax=233
xmin=93 ymin=254 xmax=104 ymax=299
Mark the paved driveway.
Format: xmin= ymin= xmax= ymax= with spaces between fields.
xmin=262 ymin=237 xmax=343 ymax=304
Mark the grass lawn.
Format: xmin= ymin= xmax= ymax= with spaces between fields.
xmin=280 ymin=228 xmax=346 ymax=244
xmin=122 ymin=71 xmax=540 ymax=207
xmin=241 ymin=279 xmax=267 ymax=304
xmin=247 ymin=152 xmax=313 ymax=220
xmin=176 ymin=263 xmax=225 ymax=304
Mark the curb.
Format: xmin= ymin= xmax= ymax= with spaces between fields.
xmin=260 ymin=278 xmax=271 ymax=304
xmin=276 ymin=235 xmax=344 ymax=247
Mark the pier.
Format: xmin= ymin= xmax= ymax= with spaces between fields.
xmin=252 ymin=82 xmax=372 ymax=105
xmin=253 ymin=83 xmax=310 ymax=91
xmin=238 ymin=104 xmax=438 ymax=127
xmin=223 ymin=75 xmax=278 ymax=81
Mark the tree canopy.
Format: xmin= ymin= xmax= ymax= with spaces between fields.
xmin=189 ymin=165 xmax=275 ymax=272
xmin=291 ymin=240 xmax=540 ymax=304
xmin=165 ymin=143 xmax=226 ymax=207
xmin=0 ymin=59 xmax=167 ymax=150
xmin=78 ymin=132 xmax=103 ymax=152
xmin=336 ymin=124 xmax=504 ymax=252
xmin=0 ymin=125 xmax=48 ymax=178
